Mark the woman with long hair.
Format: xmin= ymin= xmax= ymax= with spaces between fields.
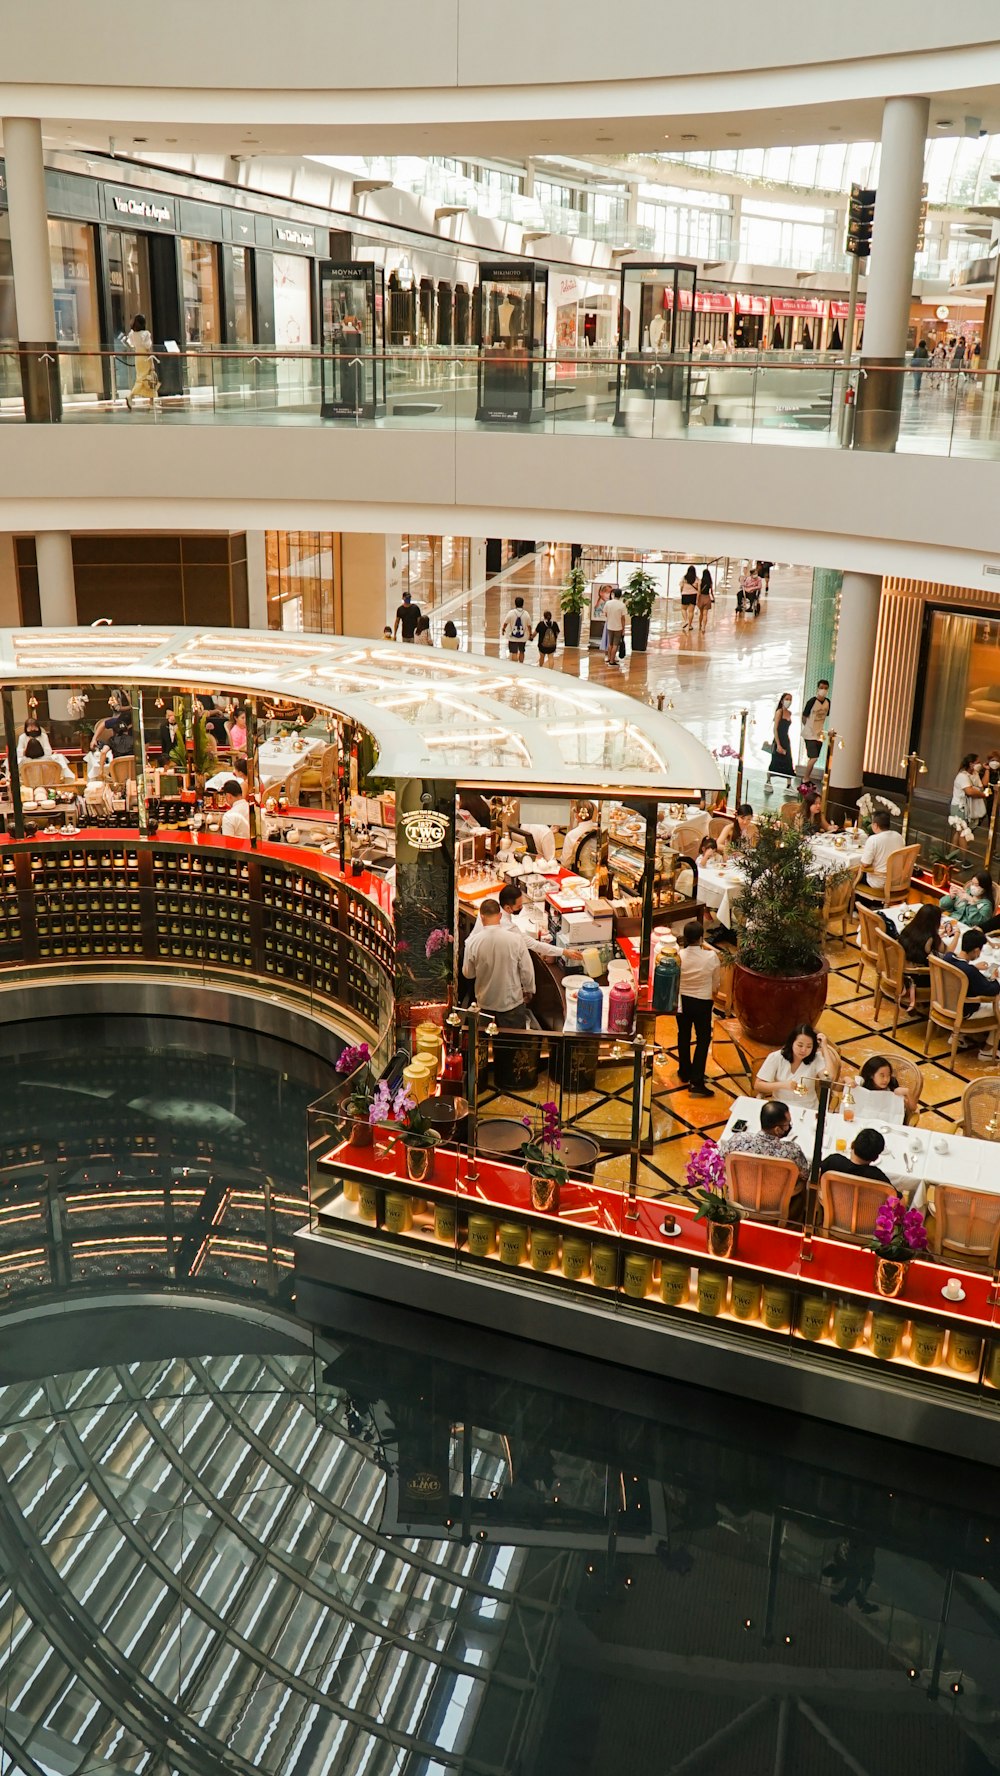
xmin=766 ymin=691 xmax=794 ymax=789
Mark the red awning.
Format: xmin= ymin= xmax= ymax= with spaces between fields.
xmin=770 ymin=296 xmax=828 ymax=318
xmin=829 ymin=300 xmax=867 ymax=319
xmin=735 ymin=292 xmax=768 ymax=315
xmin=694 ymin=291 xmax=734 ymax=312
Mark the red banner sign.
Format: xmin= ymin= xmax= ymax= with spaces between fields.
xmin=829 ymin=300 xmax=867 ymax=319
xmin=735 ymin=292 xmax=768 ymax=315
xmin=770 ymin=296 xmax=828 ymax=318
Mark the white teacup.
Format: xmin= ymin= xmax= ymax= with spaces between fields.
xmin=942 ymin=1277 xmax=965 ymax=1300
xmin=934 ymin=1137 xmax=949 ymax=1154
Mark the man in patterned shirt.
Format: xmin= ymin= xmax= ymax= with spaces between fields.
xmin=719 ymin=1098 xmax=809 ymax=1182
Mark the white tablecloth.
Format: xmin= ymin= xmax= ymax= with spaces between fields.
xmin=257 ymin=735 xmax=324 ymax=785
xmin=809 ymin=833 xmax=867 ymax=871
xmin=720 ymin=1095 xmax=1000 ymax=1211
xmin=697 ymin=859 xmax=745 ymax=926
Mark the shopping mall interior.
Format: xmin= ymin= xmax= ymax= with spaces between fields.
xmin=4 ymin=9 xmax=1000 ymax=1772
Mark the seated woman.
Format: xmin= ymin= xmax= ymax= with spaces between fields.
xmin=853 ymin=1054 xmax=911 ymax=1122
xmin=939 ymin=871 xmax=995 ymax=929
xmin=755 ymin=1022 xmax=838 ymax=1107
xmin=719 ymin=803 xmax=756 ymax=854
xmin=674 ymin=835 xmax=719 ymax=899
xmin=798 ymin=782 xmax=837 ymax=834
xmin=898 ymin=902 xmax=956 ymax=1010
xmin=16 ymin=719 xmax=74 ymax=781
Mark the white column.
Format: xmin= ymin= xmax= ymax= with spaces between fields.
xmin=246 ymin=530 xmax=268 ymax=629
xmin=35 ymin=532 xmax=76 ymax=626
xmin=862 ymin=96 xmax=929 ymax=358
xmin=829 ymin=572 xmax=881 ymax=791
xmin=2 ymin=119 xmax=55 ymax=343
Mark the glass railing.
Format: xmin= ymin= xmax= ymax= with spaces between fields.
xmin=3 ymin=346 xmax=1000 ymax=458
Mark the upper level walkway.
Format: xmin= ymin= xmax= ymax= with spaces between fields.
xmin=5 ymin=349 xmax=999 ymax=461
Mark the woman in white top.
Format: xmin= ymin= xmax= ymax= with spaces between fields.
xmin=755 ymin=1022 xmax=837 ymax=1108
xmin=441 ymin=620 xmax=460 ymax=651
xmin=124 ymin=312 xmax=158 ymax=409
xmin=16 ymin=721 xmax=75 ymax=781
xmin=413 ymin=615 xmax=433 ymax=646
xmin=84 ymin=738 xmax=112 ymax=782
xmin=952 ymin=753 xmax=986 ymax=824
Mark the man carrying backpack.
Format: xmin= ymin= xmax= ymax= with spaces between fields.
xmin=501 ymin=596 xmax=530 ymax=662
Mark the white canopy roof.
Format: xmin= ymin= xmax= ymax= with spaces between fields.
xmin=0 ymin=627 xmax=722 ymax=792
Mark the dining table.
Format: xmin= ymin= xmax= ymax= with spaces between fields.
xmin=257 ymin=734 xmax=325 ymax=786
xmin=697 ymin=830 xmax=867 ymax=929
xmin=720 ymin=1094 xmax=1000 ymax=1212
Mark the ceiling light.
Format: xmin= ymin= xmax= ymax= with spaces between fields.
xmin=935 ymin=119 xmax=954 ymax=130
xmin=726 ymin=132 xmax=741 ymax=139
xmin=133 ymin=137 xmax=147 ymax=144
xmin=681 ymin=134 xmax=698 ymax=142
xmin=828 ymin=125 xmax=842 ymax=132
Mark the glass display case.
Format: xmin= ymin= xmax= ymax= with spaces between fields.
xmin=319 ymin=262 xmax=385 ymax=419
xmin=476 ymin=264 xmax=548 ymax=424
xmin=614 ymin=261 xmax=696 ymax=433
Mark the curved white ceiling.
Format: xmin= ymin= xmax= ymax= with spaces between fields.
xmin=2 ymin=3 xmax=1000 ymax=156
xmin=0 ymin=627 xmax=723 ymax=792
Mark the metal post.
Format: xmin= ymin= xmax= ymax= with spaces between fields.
xmin=819 ymin=728 xmax=837 ymax=821
xmin=131 ymin=685 xmax=148 ymax=839
xmin=899 ymin=751 xmax=925 ymax=844
xmin=623 ymin=1034 xmax=646 ymax=1223
xmin=733 ymin=708 xmax=749 ymax=810
xmin=246 ymin=697 xmax=261 ymax=848
xmin=1 ymin=690 xmax=24 ymax=840
xmin=802 ymin=1075 xmax=833 ymax=1261
xmin=463 ymin=1004 xmax=480 ymax=1185
xmin=838 ymin=253 xmax=861 ymax=446
xmin=638 ymin=799 xmax=658 ymax=995
xmin=985 ymin=776 xmax=1000 ymax=876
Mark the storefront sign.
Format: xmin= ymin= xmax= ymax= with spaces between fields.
xmin=275 ymin=225 xmax=315 ymax=251
xmin=770 ymin=296 xmax=828 ymax=317
xmin=735 ymin=293 xmax=768 ymax=315
xmin=400 ymin=809 xmax=449 ymax=851
xmin=108 ymin=191 xmax=173 ymax=226
xmin=694 ymin=291 xmax=734 ymax=313
xmin=829 ymin=300 xmax=867 ymax=319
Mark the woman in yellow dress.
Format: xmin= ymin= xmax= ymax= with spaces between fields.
xmin=124 ymin=312 xmax=158 ymax=408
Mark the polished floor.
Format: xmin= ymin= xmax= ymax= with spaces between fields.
xmin=0 ymin=1016 xmax=998 ymax=1774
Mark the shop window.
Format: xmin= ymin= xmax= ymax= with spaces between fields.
xmin=49 ymin=220 xmax=103 ymax=399
xmin=266 ymin=532 xmax=337 ymax=633
xmin=180 ymin=237 xmax=221 ymax=387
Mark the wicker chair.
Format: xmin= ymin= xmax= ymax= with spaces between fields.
xmin=924 ymin=955 xmax=1000 ymax=1067
xmin=723 ymin=1152 xmax=802 ymax=1226
xmin=855 ymin=903 xmax=887 ymax=992
xmin=882 ymin=843 xmax=920 ymax=906
xmin=708 ymin=815 xmax=731 ymax=843
xmin=818 ymin=1172 xmax=899 ymax=1241
xmin=927 ymin=1184 xmax=1000 ymax=1272
xmin=824 ymin=865 xmax=860 ymax=942
xmin=961 ymin=1077 xmax=1000 ymax=1140
xmin=109 ymin=756 xmax=136 ymax=785
xmin=19 ymin=757 xmax=66 ymax=790
xmin=853 ymin=1050 xmax=923 ymax=1122
xmin=670 ymin=811 xmax=711 ymax=854
xmin=872 ymin=932 xmax=908 ymax=1038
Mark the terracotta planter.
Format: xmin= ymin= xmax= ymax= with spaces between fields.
xmin=708 ymin=1220 xmax=736 ymax=1259
xmin=733 ymin=958 xmax=829 ymax=1046
xmin=875 ymin=1255 xmax=909 ymax=1298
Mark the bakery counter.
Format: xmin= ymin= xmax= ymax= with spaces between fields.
xmin=295 ymin=1136 xmax=1000 ymax=1464
xmin=0 ymin=827 xmax=394 ymax=1045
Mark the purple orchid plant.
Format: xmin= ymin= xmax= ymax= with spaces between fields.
xmin=520 ymin=1100 xmax=566 ymax=1184
xmin=336 ymin=1041 xmax=373 ymax=1113
xmin=686 ymin=1139 xmax=740 ymax=1225
xmin=872 ymin=1195 xmax=928 ymax=1262
xmin=369 ymin=1080 xmax=439 ymax=1150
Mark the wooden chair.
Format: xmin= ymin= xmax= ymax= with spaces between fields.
xmin=670 ymin=811 xmax=711 ymax=854
xmin=851 ymin=1049 xmax=923 ymax=1122
xmin=882 ymin=843 xmax=920 ymax=906
xmin=926 ymin=1184 xmax=1000 ymax=1272
xmin=872 ymin=932 xmax=908 ymax=1037
xmin=823 ymin=865 xmax=860 ymax=941
xmin=318 ymin=744 xmax=339 ymax=810
xmin=778 ymin=799 xmax=800 ymax=826
xmin=708 ymin=814 xmax=731 ymax=843
xmin=19 ymin=757 xmax=66 ymax=790
xmin=962 ymin=1077 xmax=1000 ymax=1140
xmin=283 ymin=766 xmax=305 ymax=807
xmin=723 ymin=1153 xmax=802 ymax=1226
xmin=924 ymin=955 xmax=1000 ymax=1067
xmin=818 ymin=1171 xmax=899 ymax=1241
xmin=855 ymin=903 xmax=887 ymax=991
xmin=109 ymin=756 xmax=136 ymax=785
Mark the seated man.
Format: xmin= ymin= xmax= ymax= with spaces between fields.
xmin=856 ymin=809 xmax=904 ymax=903
xmin=943 ymin=929 xmax=1000 ymax=1052
xmin=819 ymin=1126 xmax=892 ymax=1185
xmin=718 ymin=1098 xmax=808 ymax=1183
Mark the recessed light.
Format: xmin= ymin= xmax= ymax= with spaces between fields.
xmin=936 ymin=119 xmax=954 ymax=129
xmin=133 ymin=136 xmax=147 ymax=144
xmin=166 ymin=137 xmax=177 ymax=144
xmin=726 ymin=132 xmax=741 ymax=139
xmin=681 ymin=133 xmax=698 ymax=142
xmin=828 ymin=125 xmax=842 ymax=132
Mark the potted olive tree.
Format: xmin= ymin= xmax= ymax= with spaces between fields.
xmin=560 ymin=566 xmax=588 ymax=649
xmin=731 ymin=813 xmax=828 ymax=1045
xmin=623 ymin=567 xmax=658 ymax=653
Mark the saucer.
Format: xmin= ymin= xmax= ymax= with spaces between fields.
xmin=660 ymin=1221 xmax=684 ymax=1238
xmin=941 ymin=1284 xmax=966 ymax=1302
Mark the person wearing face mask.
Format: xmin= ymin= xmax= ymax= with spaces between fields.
xmin=940 ymin=871 xmax=996 ymax=929
xmin=765 ymin=692 xmax=794 ymax=788
xmin=984 ymin=751 xmax=1000 ymax=806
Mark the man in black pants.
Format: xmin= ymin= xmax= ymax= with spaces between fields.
xmin=676 ymin=919 xmax=720 ymax=1098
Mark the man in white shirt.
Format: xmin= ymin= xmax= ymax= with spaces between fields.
xmin=602 ymin=593 xmax=627 ymax=665
xmin=462 ymin=899 xmax=535 ymax=1028
xmin=471 ymin=881 xmax=581 ymax=963
xmin=220 ymin=778 xmax=251 ymax=840
xmin=500 ymin=597 xmax=530 ymax=662
xmin=858 ymin=809 xmax=904 ymax=900
xmin=676 ymin=919 xmax=720 ymax=1097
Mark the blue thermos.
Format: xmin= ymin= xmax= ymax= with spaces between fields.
xmin=575 ymin=978 xmax=604 ymax=1034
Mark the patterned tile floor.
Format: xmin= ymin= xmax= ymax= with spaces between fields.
xmin=482 ymin=915 xmax=1000 ymax=1202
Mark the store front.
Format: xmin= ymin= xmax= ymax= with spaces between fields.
xmin=769 ymin=295 xmax=828 ymax=352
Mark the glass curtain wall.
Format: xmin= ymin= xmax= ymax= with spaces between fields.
xmin=49 ymin=220 xmax=103 ymax=397
xmin=266 ymin=531 xmax=338 ymax=631
xmin=180 ymin=237 xmax=221 ymax=386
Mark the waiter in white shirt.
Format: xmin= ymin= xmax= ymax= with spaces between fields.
xmin=471 ymin=881 xmax=582 ymax=963
xmin=857 ymin=809 xmax=904 ymax=903
xmin=220 ymin=778 xmax=251 ymax=839
xmin=462 ymin=899 xmax=535 ymax=1028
